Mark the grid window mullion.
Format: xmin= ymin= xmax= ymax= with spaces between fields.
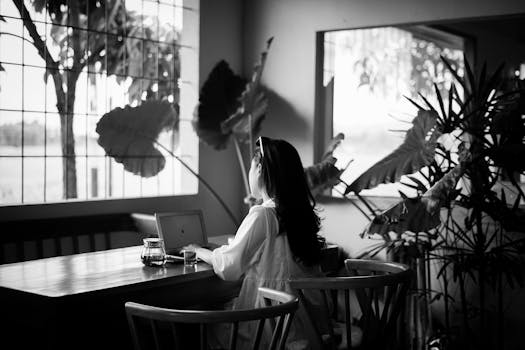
xmin=21 ymin=17 xmax=25 ymax=203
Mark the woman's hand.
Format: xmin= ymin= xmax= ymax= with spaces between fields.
xmin=182 ymin=244 xmax=213 ymax=265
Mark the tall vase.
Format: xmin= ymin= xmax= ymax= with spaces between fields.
xmin=406 ymin=255 xmax=432 ymax=350
xmin=393 ymin=248 xmax=432 ymax=350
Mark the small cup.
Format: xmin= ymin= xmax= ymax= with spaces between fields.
xmin=182 ymin=249 xmax=197 ymax=266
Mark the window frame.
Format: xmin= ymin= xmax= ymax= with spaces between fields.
xmin=0 ymin=0 xmax=200 ymax=209
xmin=314 ymin=24 xmax=474 ymax=198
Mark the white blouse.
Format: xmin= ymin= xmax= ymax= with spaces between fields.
xmin=211 ymin=199 xmax=278 ymax=281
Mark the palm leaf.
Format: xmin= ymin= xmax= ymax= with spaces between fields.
xmin=345 ymin=110 xmax=440 ymax=194
xmin=96 ymin=100 xmax=178 ymax=177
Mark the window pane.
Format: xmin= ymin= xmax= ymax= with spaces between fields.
xmin=176 ymin=119 xmax=197 ymax=194
xmin=143 ymin=1 xmax=160 ymax=41
xmin=23 ymin=157 xmax=45 ymax=203
xmin=87 ymin=2 xmax=105 ymax=32
xmin=74 ymin=114 xmax=87 ymax=156
xmin=123 ymin=166 xmax=141 ymax=198
xmin=0 ymin=1 xmax=21 ymax=18
xmin=87 ymin=156 xmax=106 ymax=199
xmin=87 ymin=115 xmax=105 ymax=156
xmin=0 ymin=111 xmax=22 ymax=156
xmin=45 ymin=75 xmax=59 ymax=114
xmin=106 ymin=75 xmax=127 ymax=109
xmin=107 ymin=159 xmax=124 ymax=198
xmin=0 ymin=157 xmax=22 ymax=204
xmin=159 ymin=3 xmax=176 ymax=37
xmin=142 ymin=170 xmax=161 ymax=197
xmin=23 ymin=112 xmax=45 ymax=156
xmin=143 ymin=43 xmax=159 ymax=79
xmin=45 ymin=156 xmax=63 ymax=201
xmin=46 ymin=113 xmax=62 ymax=156
xmin=0 ymin=64 xmax=22 ymax=110
xmin=87 ymin=73 xmax=107 ymax=114
xmin=0 ymin=18 xmax=23 ymax=64
xmin=126 ymin=37 xmax=143 ymax=78
xmin=76 ymin=156 xmax=87 ymax=200
xmin=23 ymin=26 xmax=46 ymax=67
xmin=24 ymin=66 xmax=47 ymax=112
xmin=74 ymin=70 xmax=89 ymax=115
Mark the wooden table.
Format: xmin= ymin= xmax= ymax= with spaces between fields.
xmin=0 ymin=245 xmax=240 ymax=350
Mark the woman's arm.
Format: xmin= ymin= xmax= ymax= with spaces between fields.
xmin=194 ymin=246 xmax=213 ymax=264
xmin=184 ymin=206 xmax=273 ymax=280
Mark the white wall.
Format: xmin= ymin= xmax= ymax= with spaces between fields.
xmin=0 ymin=0 xmax=245 ymax=238
xmin=242 ymin=0 xmax=525 ymax=253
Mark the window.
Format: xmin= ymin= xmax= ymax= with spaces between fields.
xmin=318 ymin=26 xmax=467 ymax=196
xmin=0 ymin=0 xmax=199 ymax=205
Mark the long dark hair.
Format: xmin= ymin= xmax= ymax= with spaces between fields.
xmin=255 ymin=137 xmax=324 ymax=266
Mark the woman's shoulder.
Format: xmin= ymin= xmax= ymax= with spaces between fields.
xmin=249 ymin=203 xmax=276 ymax=219
xmin=249 ymin=199 xmax=275 ymax=213
xmin=246 ymin=202 xmax=278 ymax=231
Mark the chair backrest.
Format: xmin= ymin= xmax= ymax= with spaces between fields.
xmin=125 ymin=287 xmax=298 ymax=350
xmin=289 ymin=259 xmax=412 ymax=350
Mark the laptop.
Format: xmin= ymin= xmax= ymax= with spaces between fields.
xmin=154 ymin=210 xmax=209 ymax=256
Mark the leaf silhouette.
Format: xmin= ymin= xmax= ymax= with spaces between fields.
xmin=192 ymin=60 xmax=246 ymax=150
xmin=345 ymin=110 xmax=440 ymax=194
xmin=362 ymin=197 xmax=441 ymax=238
xmin=96 ymin=100 xmax=178 ymax=177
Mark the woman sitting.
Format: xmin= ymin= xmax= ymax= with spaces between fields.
xmin=185 ymin=136 xmax=325 ymax=349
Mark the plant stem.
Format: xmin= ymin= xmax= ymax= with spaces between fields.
xmin=249 ymin=114 xmax=254 ymax=158
xmin=333 ymin=188 xmax=372 ymax=221
xmin=355 ymin=193 xmax=378 ymax=218
xmin=458 ymin=272 xmax=471 ymax=349
xmin=497 ymin=226 xmax=504 ymax=350
xmin=443 ymin=215 xmax=451 ymax=335
xmin=233 ymin=137 xmax=251 ymax=198
xmin=154 ymin=141 xmax=240 ymax=228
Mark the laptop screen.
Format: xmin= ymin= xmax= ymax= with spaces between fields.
xmin=154 ymin=211 xmax=208 ymax=254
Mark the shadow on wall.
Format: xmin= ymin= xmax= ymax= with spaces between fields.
xmin=264 ymin=88 xmax=309 ymax=141
xmin=317 ymin=196 xmax=400 ymax=260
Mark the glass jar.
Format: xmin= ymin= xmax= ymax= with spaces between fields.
xmin=141 ymin=238 xmax=166 ymax=267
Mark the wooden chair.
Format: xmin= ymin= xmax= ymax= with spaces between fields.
xmin=290 ymin=259 xmax=413 ymax=350
xmin=125 ymin=287 xmax=298 ymax=350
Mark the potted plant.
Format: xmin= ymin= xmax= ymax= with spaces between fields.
xmin=340 ymin=57 xmax=525 ymax=349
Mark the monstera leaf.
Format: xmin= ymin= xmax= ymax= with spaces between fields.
xmin=96 ymin=100 xmax=178 ymax=177
xmin=345 ymin=110 xmax=441 ymax=194
xmin=363 ymin=162 xmax=464 ymax=237
xmin=305 ymin=133 xmax=347 ymax=196
xmin=192 ymin=61 xmax=246 ymax=149
xmin=221 ymin=37 xmax=273 ymax=143
xmin=362 ymin=197 xmax=442 ymax=238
